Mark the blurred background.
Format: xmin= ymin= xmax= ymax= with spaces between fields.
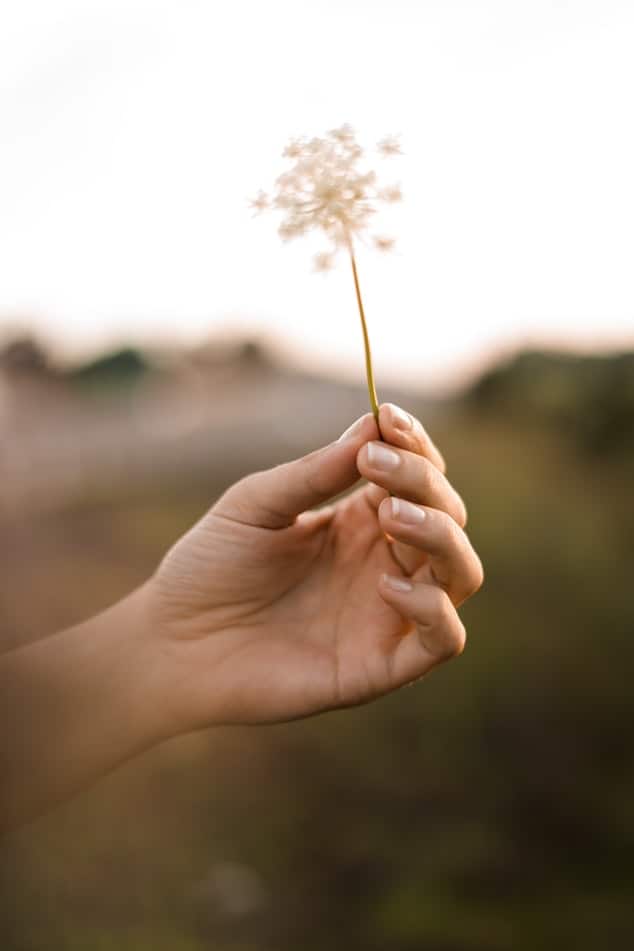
xmin=1 ymin=1 xmax=633 ymax=949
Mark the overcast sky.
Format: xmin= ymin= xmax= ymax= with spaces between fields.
xmin=1 ymin=0 xmax=633 ymax=390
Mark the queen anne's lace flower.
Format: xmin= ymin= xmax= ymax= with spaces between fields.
xmin=250 ymin=124 xmax=403 ymax=422
xmin=252 ymin=124 xmax=402 ymax=270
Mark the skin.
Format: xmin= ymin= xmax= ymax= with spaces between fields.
xmin=0 ymin=404 xmax=483 ymax=831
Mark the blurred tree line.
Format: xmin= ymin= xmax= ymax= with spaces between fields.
xmin=0 ymin=342 xmax=633 ymax=950
xmin=469 ymin=349 xmax=634 ymax=457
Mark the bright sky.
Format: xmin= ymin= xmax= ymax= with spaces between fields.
xmin=1 ymin=0 xmax=633 ymax=390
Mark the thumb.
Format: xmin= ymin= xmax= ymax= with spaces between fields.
xmin=213 ymin=413 xmax=378 ymax=529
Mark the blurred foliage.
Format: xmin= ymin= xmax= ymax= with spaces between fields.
xmin=1 ymin=349 xmax=633 ymax=950
xmin=0 ymin=337 xmax=51 ymax=377
xmin=469 ymin=349 xmax=634 ymax=457
xmin=67 ymin=348 xmax=152 ymax=395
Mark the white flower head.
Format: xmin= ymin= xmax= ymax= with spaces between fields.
xmin=254 ymin=124 xmax=402 ymax=271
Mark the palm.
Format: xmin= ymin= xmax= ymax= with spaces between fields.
xmin=155 ymin=484 xmax=422 ymax=726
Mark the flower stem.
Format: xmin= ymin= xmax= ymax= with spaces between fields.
xmin=348 ymin=246 xmax=380 ymax=422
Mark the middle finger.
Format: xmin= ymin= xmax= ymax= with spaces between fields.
xmin=357 ymin=442 xmax=467 ymax=528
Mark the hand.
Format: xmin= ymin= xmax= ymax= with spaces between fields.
xmin=145 ymin=404 xmax=483 ymax=735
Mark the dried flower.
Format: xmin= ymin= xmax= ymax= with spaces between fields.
xmin=252 ymin=124 xmax=401 ymax=268
xmin=377 ymin=134 xmax=403 ymax=157
xmin=252 ymin=124 xmax=403 ymax=422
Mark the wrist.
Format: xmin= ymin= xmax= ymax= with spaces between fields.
xmin=111 ymin=581 xmax=184 ymax=747
xmin=133 ymin=577 xmax=220 ymax=741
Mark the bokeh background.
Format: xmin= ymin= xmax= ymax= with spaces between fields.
xmin=1 ymin=2 xmax=633 ymax=949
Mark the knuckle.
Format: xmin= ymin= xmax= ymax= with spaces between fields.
xmin=424 ymin=588 xmax=465 ymax=659
xmin=455 ymin=494 xmax=468 ymax=528
xmin=417 ymin=431 xmax=445 ymax=474
xmin=417 ymin=456 xmax=438 ymax=496
xmin=419 ymin=462 xmax=465 ymax=527
xmin=434 ymin=448 xmax=447 ymax=475
xmin=451 ymin=550 xmax=484 ymax=605
xmin=437 ymin=512 xmax=469 ymax=560
xmin=470 ymin=556 xmax=485 ymax=594
xmin=453 ymin=532 xmax=484 ymax=598
xmin=448 ymin=619 xmax=467 ymax=657
xmin=427 ymin=585 xmax=452 ymax=627
xmin=410 ymin=424 xmax=429 ymax=454
xmin=442 ymin=510 xmax=465 ymax=547
xmin=431 ymin=455 xmax=447 ymax=476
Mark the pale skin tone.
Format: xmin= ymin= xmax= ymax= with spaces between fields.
xmin=0 ymin=404 xmax=483 ymax=831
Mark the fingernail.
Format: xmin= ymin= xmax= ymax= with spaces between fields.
xmin=337 ymin=416 xmax=365 ymax=442
xmin=389 ymin=404 xmax=413 ymax=431
xmin=391 ymin=497 xmax=426 ymax=525
xmin=382 ymin=573 xmax=414 ymax=593
xmin=367 ymin=442 xmax=400 ymax=470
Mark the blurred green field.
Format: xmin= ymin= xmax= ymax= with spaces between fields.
xmin=1 ymin=350 xmax=633 ymax=951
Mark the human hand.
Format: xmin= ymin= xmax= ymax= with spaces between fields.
xmin=144 ymin=404 xmax=483 ymax=736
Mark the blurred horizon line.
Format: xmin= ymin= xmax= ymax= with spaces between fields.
xmin=1 ymin=316 xmax=633 ymax=396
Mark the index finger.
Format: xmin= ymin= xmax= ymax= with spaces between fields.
xmin=378 ymin=403 xmax=446 ymax=473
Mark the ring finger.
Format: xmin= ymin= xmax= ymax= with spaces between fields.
xmin=378 ymin=496 xmax=483 ymax=605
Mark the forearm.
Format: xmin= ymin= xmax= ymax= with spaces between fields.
xmin=0 ymin=584 xmax=167 ymax=832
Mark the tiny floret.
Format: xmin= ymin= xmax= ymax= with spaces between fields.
xmin=249 ymin=190 xmax=269 ymax=214
xmin=373 ymin=235 xmax=396 ymax=252
xmin=379 ymin=184 xmax=403 ymax=203
xmin=313 ymin=251 xmax=336 ymax=272
xmin=377 ymin=134 xmax=402 ymax=157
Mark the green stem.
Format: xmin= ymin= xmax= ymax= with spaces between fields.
xmin=349 ymin=245 xmax=380 ymax=422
